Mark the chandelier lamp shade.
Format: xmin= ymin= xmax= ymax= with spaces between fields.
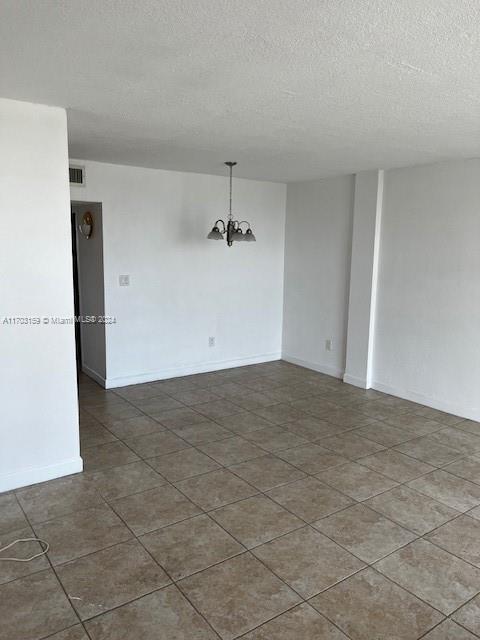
xmin=207 ymin=162 xmax=256 ymax=246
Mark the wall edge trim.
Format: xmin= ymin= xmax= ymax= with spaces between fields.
xmin=372 ymin=380 xmax=480 ymax=422
xmin=82 ymin=364 xmax=107 ymax=388
xmin=104 ymin=352 xmax=282 ymax=388
xmin=0 ymin=456 xmax=83 ymax=492
xmin=282 ymin=353 xmax=344 ymax=379
xmin=343 ymin=373 xmax=369 ymax=389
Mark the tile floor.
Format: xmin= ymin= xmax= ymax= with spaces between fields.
xmin=2 ymin=360 xmax=480 ymax=639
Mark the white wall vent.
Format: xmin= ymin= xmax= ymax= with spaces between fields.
xmin=69 ymin=165 xmax=85 ymax=186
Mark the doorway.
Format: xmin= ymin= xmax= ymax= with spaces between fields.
xmin=70 ymin=201 xmax=107 ymax=385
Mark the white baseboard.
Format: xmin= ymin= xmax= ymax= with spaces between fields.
xmin=372 ymin=380 xmax=480 ymax=423
xmin=281 ymin=354 xmax=344 ymax=379
xmin=81 ymin=364 xmax=107 ymax=388
xmin=343 ymin=373 xmax=369 ymax=389
xmin=0 ymin=456 xmax=84 ymax=493
xmin=105 ymin=352 xmax=282 ymax=389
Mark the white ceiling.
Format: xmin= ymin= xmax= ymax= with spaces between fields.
xmin=1 ymin=0 xmax=479 ymax=182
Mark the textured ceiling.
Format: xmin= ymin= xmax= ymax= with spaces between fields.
xmin=1 ymin=0 xmax=479 ymax=182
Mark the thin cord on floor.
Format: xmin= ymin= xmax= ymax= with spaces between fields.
xmin=0 ymin=538 xmax=49 ymax=562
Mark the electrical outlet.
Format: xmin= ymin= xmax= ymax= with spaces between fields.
xmin=208 ymin=336 xmax=215 ymax=347
xmin=119 ymin=275 xmax=130 ymax=287
xmin=325 ymin=338 xmax=333 ymax=352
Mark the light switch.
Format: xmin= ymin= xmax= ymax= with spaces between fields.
xmin=119 ymin=275 xmax=130 ymax=287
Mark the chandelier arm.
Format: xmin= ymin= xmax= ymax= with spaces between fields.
xmin=236 ymin=220 xmax=251 ymax=229
xmin=214 ymin=219 xmax=227 ymax=232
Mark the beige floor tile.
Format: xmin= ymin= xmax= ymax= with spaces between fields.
xmin=318 ymin=462 xmax=398 ymax=501
xmin=210 ymin=495 xmax=303 ymax=548
xmin=375 ymin=539 xmax=480 ymax=614
xmin=123 ymin=430 xmax=189 ymax=459
xmin=47 ymin=626 xmax=89 ymax=640
xmin=320 ymin=433 xmax=386 ymax=460
xmin=208 ymin=382 xmax=247 ymax=399
xmin=395 ymin=436 xmax=463 ymax=466
xmin=35 ymin=504 xmax=132 ymax=565
xmin=421 ymin=619 xmax=478 ymax=639
xmin=310 ymin=567 xmax=443 ymax=640
xmin=89 ymin=461 xmax=165 ymax=500
xmin=376 ymin=397 xmax=422 ymax=413
xmin=284 ymin=416 xmax=340 ymax=440
xmin=429 ymin=427 xmax=480 ymax=454
xmin=215 ymin=412 xmax=275 ymax=435
xmin=277 ymin=444 xmax=348 ymax=474
xmin=244 ymin=426 xmax=309 ymax=452
xmin=452 ymin=594 xmax=480 ymax=636
xmin=106 ymin=415 xmax=165 ymax=439
xmin=407 ymin=470 xmax=480 ymax=512
xmin=111 ymin=485 xmax=200 ymax=535
xmin=290 ymin=396 xmax=340 ymax=418
xmin=241 ymin=602 xmax=349 ymax=639
xmin=359 ymin=449 xmax=435 ymax=482
xmin=355 ymin=422 xmax=416 ymax=446
xmin=175 ymin=469 xmax=257 ymax=510
xmin=456 ymin=419 xmax=480 ymax=435
xmin=443 ymin=456 xmax=480 ymax=484
xmin=16 ymin=474 xmax=104 ymax=523
xmin=56 ymin=539 xmax=170 ymax=619
xmin=425 ymin=515 xmax=480 ymax=567
xmin=413 ymin=406 xmax=465 ymax=427
xmin=384 ymin=413 xmax=444 ymax=435
xmin=0 ymin=569 xmax=78 ymax=640
xmin=170 ymin=388 xmax=221 ymax=406
xmin=147 ymin=447 xmax=221 ymax=481
xmin=229 ymin=454 xmax=306 ymax=491
xmin=114 ymin=383 xmax=168 ymax=402
xmin=89 ymin=404 xmax=142 ymax=422
xmin=253 ymin=526 xmax=365 ymax=598
xmin=253 ymin=403 xmax=309 ymax=425
xmin=198 ymin=435 xmax=265 ymax=465
xmin=82 ymin=440 xmax=140 ymax=471
xmin=155 ymin=378 xmax=200 ymax=394
xmin=140 ymin=514 xmax=243 ymax=579
xmin=195 ymin=399 xmax=244 ymax=420
xmin=347 ymin=401 xmax=405 ymax=422
xmin=85 ymin=585 xmax=217 ymax=639
xmin=267 ymin=477 xmax=354 ymax=522
xmin=80 ymin=422 xmax=117 ymax=449
xmin=232 ymin=392 xmax=279 ymax=411
xmin=171 ymin=421 xmax=234 ymax=444
xmin=365 ymin=485 xmax=460 ymax=534
xmin=0 ymin=525 xmax=50 ymax=584
xmin=135 ymin=396 xmax=184 ymax=414
xmin=314 ymin=504 xmax=416 ymax=563
xmin=0 ymin=492 xmax=29 ymax=534
xmin=318 ymin=408 xmax=375 ymax=428
xmin=179 ymin=553 xmax=301 ymax=640
xmin=153 ymin=407 xmax=208 ymax=429
xmin=265 ymin=384 xmax=313 ymax=403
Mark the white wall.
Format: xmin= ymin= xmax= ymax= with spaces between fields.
xmin=282 ymin=175 xmax=354 ymax=377
xmin=344 ymin=170 xmax=384 ymax=388
xmin=374 ymin=160 xmax=480 ymax=420
xmin=0 ymin=98 xmax=81 ymax=491
xmin=70 ymin=160 xmax=286 ymax=386
xmin=72 ymin=201 xmax=106 ymax=381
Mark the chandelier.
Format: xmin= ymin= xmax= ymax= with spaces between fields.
xmin=207 ymin=162 xmax=256 ymax=246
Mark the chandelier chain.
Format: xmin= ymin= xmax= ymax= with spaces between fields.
xmin=229 ymin=162 xmax=233 ymax=220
